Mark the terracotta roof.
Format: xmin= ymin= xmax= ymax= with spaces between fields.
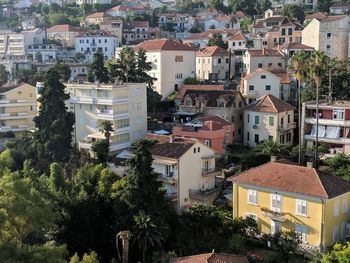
xmin=107 ymin=5 xmax=130 ymax=12
xmin=124 ymin=20 xmax=149 ymax=30
xmin=230 ymin=160 xmax=350 ymax=199
xmin=235 ymin=11 xmax=246 ymax=19
xmin=145 ymin=134 xmax=196 ymax=159
xmin=175 ymin=84 xmax=224 ymax=100
xmin=252 ymin=20 xmax=264 ymax=28
xmin=0 ymin=80 xmax=27 ymax=93
xmin=247 ymin=49 xmax=284 ymax=57
xmin=176 ymin=115 xmax=232 ymax=132
xmin=184 ymin=29 xmax=240 ymax=41
xmin=172 ymin=253 xmax=249 ymax=263
xmin=283 ymin=42 xmax=314 ymax=50
xmin=213 ymin=15 xmax=231 ymax=22
xmin=305 ymin=12 xmax=326 ymax=20
xmin=132 ymin=4 xmax=151 ymax=11
xmin=76 ymin=29 xmax=115 ymax=38
xmin=319 ymin=15 xmax=347 ymax=22
xmin=135 ymin=39 xmax=198 ymax=51
xmin=196 ymin=46 xmax=230 ymax=57
xmin=86 ymin=12 xmax=105 ymax=19
xmin=243 ymin=68 xmax=275 ymax=80
xmin=229 ymin=32 xmax=246 ymax=41
xmin=245 ymin=94 xmax=294 ymax=113
xmin=47 ymin=24 xmax=80 ymax=32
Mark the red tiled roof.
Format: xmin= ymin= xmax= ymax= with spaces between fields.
xmin=230 ymin=160 xmax=350 ymax=199
xmin=229 ymin=32 xmax=246 ymax=41
xmin=244 ymin=94 xmax=295 ymax=113
xmin=135 ymin=39 xmax=198 ymax=51
xmin=172 ymin=253 xmax=249 ymax=263
xmin=0 ymin=80 xmax=27 ymax=93
xmin=196 ymin=46 xmax=230 ymax=57
xmin=107 ymin=5 xmax=130 ymax=12
xmin=76 ymin=29 xmax=115 ymax=38
xmin=243 ymin=68 xmax=277 ymax=80
xmin=184 ymin=29 xmax=240 ymax=41
xmin=86 ymin=12 xmax=105 ymax=19
xmin=175 ymin=84 xmax=224 ymax=100
xmin=47 ymin=24 xmax=80 ymax=32
xmin=214 ymin=15 xmax=231 ymax=22
xmin=247 ymin=49 xmax=284 ymax=57
xmin=320 ymin=15 xmax=347 ymax=22
xmin=305 ymin=12 xmax=326 ymax=20
xmin=283 ymin=42 xmax=314 ymax=50
xmin=235 ymin=11 xmax=246 ymax=19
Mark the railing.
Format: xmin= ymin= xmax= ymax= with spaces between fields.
xmin=279 ymin=122 xmax=296 ymax=131
xmin=201 ymin=167 xmax=221 ymax=176
xmin=165 ymin=192 xmax=178 ymax=201
xmin=0 ymin=125 xmax=28 ymax=131
xmin=189 ymin=186 xmax=221 ymax=202
xmin=261 ymin=207 xmax=287 ymax=222
xmin=159 ymin=173 xmax=178 ymax=184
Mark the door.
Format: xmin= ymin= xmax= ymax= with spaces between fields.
xmin=271 ymin=220 xmax=281 ymax=234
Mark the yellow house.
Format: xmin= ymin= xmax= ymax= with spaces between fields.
xmin=0 ymin=81 xmax=37 ymax=137
xmin=229 ymin=158 xmax=350 ymax=249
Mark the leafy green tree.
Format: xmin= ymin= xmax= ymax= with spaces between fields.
xmin=135 ymin=48 xmax=153 ymax=84
xmin=270 ymin=231 xmax=301 ymax=263
xmin=114 ymin=47 xmax=136 ymax=83
xmin=0 ymin=64 xmax=9 ymax=86
xmin=325 ymin=153 xmax=350 ymax=180
xmin=255 ymin=0 xmax=272 ymax=15
xmin=229 ymin=0 xmax=257 ymax=16
xmin=184 ymin=77 xmax=199 ymax=84
xmin=49 ymin=162 xmax=65 ymax=192
xmin=0 ymin=149 xmax=15 ymax=171
xmin=255 ymin=138 xmax=286 ymax=157
xmin=321 ymin=242 xmax=350 ymax=263
xmin=33 ymin=69 xmax=75 ymax=169
xmin=99 ymin=121 xmax=113 ymax=145
xmin=147 ymin=86 xmax=162 ymax=114
xmin=14 ymin=68 xmax=45 ymax=85
xmin=283 ymin=4 xmax=305 ymax=23
xmin=226 ymin=234 xmax=246 ymax=254
xmin=317 ymin=0 xmax=332 ymax=13
xmin=88 ymin=52 xmax=109 ymax=83
xmin=69 ymin=251 xmax=100 ymax=263
xmin=208 ymin=33 xmax=226 ymax=48
xmin=91 ymin=139 xmax=109 ymax=163
xmin=133 ymin=212 xmax=167 ymax=263
xmin=152 ymin=251 xmax=177 ymax=263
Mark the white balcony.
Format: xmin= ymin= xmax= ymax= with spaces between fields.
xmin=0 ymin=112 xmax=30 ymax=120
xmin=0 ymin=99 xmax=35 ymax=107
xmin=0 ymin=125 xmax=29 ymax=132
xmin=114 ymin=97 xmax=129 ymax=103
xmin=244 ymin=90 xmax=259 ymax=98
xmin=304 ymin=134 xmax=350 ymax=144
xmin=305 ymin=117 xmax=350 ymax=127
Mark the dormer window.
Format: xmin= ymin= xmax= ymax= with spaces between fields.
xmin=184 ymin=98 xmax=192 ymax=106
xmin=217 ymin=100 xmax=225 ymax=107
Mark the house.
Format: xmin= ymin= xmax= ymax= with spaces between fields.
xmin=0 ymin=81 xmax=37 ymax=137
xmin=0 ymin=31 xmax=26 ymax=60
xmin=47 ymin=24 xmax=80 ymax=48
xmin=301 ymin=100 xmax=350 ymax=156
xmin=196 ymin=46 xmax=233 ymax=81
xmin=304 ymin=12 xmax=326 ymax=24
xmin=75 ymin=30 xmax=119 ymax=63
xmin=158 ymin=13 xmax=195 ymax=32
xmin=101 ymin=19 xmax=123 ymax=42
xmin=123 ymin=21 xmax=149 ymax=44
xmin=172 ymin=115 xmax=234 ymax=154
xmin=172 ymin=253 xmax=249 ymax=263
xmin=243 ymin=94 xmax=295 ymax=147
xmin=134 ymin=39 xmax=197 ymax=98
xmin=64 ymin=82 xmax=147 ymax=153
xmin=230 ymin=158 xmax=350 ymax=248
xmin=279 ymin=42 xmax=314 ymax=58
xmin=179 ymin=89 xmax=246 ymax=142
xmin=302 ymin=15 xmax=350 ymax=59
xmin=330 ymin=2 xmax=350 ymax=15
xmin=26 ymin=44 xmax=59 ymax=63
xmin=269 ymin=0 xmax=317 ymax=12
xmin=204 ymin=15 xmax=239 ymax=31
xmin=146 ymin=134 xmax=222 ymax=211
xmin=106 ymin=5 xmax=152 ymax=18
xmin=83 ymin=12 xmax=106 ymax=26
xmin=242 ymin=49 xmax=286 ymax=74
xmin=76 ymin=0 xmax=111 ymax=5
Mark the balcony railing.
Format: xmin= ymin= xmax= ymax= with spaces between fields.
xmin=165 ymin=192 xmax=178 ymax=201
xmin=159 ymin=173 xmax=178 ymax=184
xmin=189 ymin=186 xmax=221 ymax=202
xmin=279 ymin=122 xmax=296 ymax=131
xmin=261 ymin=207 xmax=287 ymax=222
xmin=201 ymin=167 xmax=221 ymax=177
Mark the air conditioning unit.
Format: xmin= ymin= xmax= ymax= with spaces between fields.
xmin=252 ymin=125 xmax=258 ymax=129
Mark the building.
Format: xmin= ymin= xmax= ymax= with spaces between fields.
xmin=242 ymin=49 xmax=286 ymax=74
xmin=301 ymin=100 xmax=350 ymax=156
xmin=330 ymin=2 xmax=350 ymax=15
xmin=123 ymin=21 xmax=149 ymax=44
xmin=0 ymin=31 xmax=26 ymax=60
xmin=196 ymin=46 xmax=233 ymax=81
xmin=302 ymin=15 xmax=350 ymax=59
xmin=243 ymin=94 xmax=295 ymax=147
xmin=230 ymin=158 xmax=350 ymax=248
xmin=279 ymin=42 xmax=314 ymax=58
xmin=179 ymin=89 xmax=246 ymax=142
xmin=172 ymin=253 xmax=249 ymax=263
xmin=75 ymin=30 xmax=119 ymax=63
xmin=47 ymin=24 xmax=80 ymax=48
xmin=134 ymin=39 xmax=197 ymax=98
xmin=183 ymin=28 xmax=239 ymax=48
xmin=106 ymin=5 xmax=152 ymax=18
xmin=83 ymin=12 xmax=106 ymax=26
xmin=172 ymin=115 xmax=233 ymax=154
xmin=26 ymin=44 xmax=58 ymax=63
xmin=0 ymin=81 xmax=37 ymax=137
xmin=158 ymin=13 xmax=195 ymax=32
xmin=76 ymin=0 xmax=111 ymax=5
xmin=146 ymin=134 xmax=222 ymax=211
xmin=65 ymin=82 xmax=147 ymax=153
xmin=101 ymin=19 xmax=123 ymax=42
xmin=204 ymin=15 xmax=239 ymax=31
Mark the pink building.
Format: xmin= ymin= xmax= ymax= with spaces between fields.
xmin=172 ymin=115 xmax=234 ymax=154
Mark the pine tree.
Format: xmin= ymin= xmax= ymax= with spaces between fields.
xmin=88 ymin=52 xmax=109 ymax=83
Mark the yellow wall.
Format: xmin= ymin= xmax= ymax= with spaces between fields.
xmin=233 ymin=184 xmax=324 ymax=246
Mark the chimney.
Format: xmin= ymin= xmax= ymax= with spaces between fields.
xmin=15 ymin=79 xmax=19 ymax=85
xmin=306 ymin=162 xmax=313 ymax=168
xmin=271 ymin=156 xmax=277 ymax=162
xmin=169 ymin=135 xmax=174 ymax=143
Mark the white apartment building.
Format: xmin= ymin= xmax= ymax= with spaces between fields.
xmin=75 ymin=30 xmax=119 ymax=63
xmin=65 ymin=82 xmax=147 ymax=153
xmin=302 ymin=15 xmax=350 ymax=59
xmin=146 ymin=134 xmax=222 ymax=212
xmin=134 ymin=39 xmax=197 ymax=98
xmin=244 ymin=94 xmax=295 ymax=148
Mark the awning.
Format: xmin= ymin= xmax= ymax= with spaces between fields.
xmin=116 ymin=150 xmax=133 ymax=159
xmin=154 ymin=130 xmax=170 ymax=135
xmin=153 ymin=158 xmax=177 ymax=165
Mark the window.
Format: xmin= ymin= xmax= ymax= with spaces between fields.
xmin=278 ymin=63 xmax=282 ymax=67
xmin=217 ymin=100 xmax=225 ymax=107
xmin=255 ymin=115 xmax=260 ymax=125
xmin=193 ymin=148 xmax=196 ymax=153
xmin=280 ymin=134 xmax=285 ymax=144
xmin=246 ymin=213 xmax=258 ymax=222
xmin=281 ymin=28 xmax=286 ymax=35
xmin=286 ymin=133 xmax=291 ymax=142
xmin=265 ymin=85 xmax=271 ymax=91
xmin=98 ymin=39 xmax=101 ymax=43
xmin=271 ymin=220 xmax=281 ymax=234
xmin=327 ymin=32 xmax=332 ymax=39
xmin=342 ymin=197 xmax=348 ymax=214
xmin=341 ymin=222 xmax=347 ymax=240
xmin=198 ymin=147 xmax=200 ymax=152
xmin=288 ymin=28 xmax=292 ymax=35
xmin=105 ymin=39 xmax=107 ymax=43
xmin=269 ymin=116 xmax=274 ymax=126
xmin=247 ymin=114 xmax=250 ymax=123
xmin=333 ymin=109 xmax=344 ymax=120
xmin=295 ymin=224 xmax=308 ymax=243
xmin=296 ymin=199 xmax=307 ymax=216
xmin=254 ymin=134 xmax=259 ymax=144
xmin=226 ymin=58 xmax=229 ymax=63
xmin=218 ymin=58 xmax=221 ymax=64
xmin=205 ymin=140 xmax=211 ymax=147
xmin=239 ymin=101 xmax=242 ymax=107
xmin=333 ymin=225 xmax=340 ymax=243
xmin=249 ymin=85 xmax=254 ymax=91
xmin=258 ymin=63 xmax=263 ymax=68
xmin=175 ymin=73 xmax=183 ymax=79
xmin=248 ymin=190 xmax=257 ymax=205
xmin=247 ymin=132 xmax=250 ymax=141
xmin=334 ymin=199 xmax=340 ymax=217
xmin=268 ymin=63 xmax=272 ymax=67
xmin=326 ymin=45 xmax=331 ymax=52
xmin=175 ymin=55 xmax=183 ymax=62
xmin=288 ymin=114 xmax=291 ymax=123
xmin=261 ymin=75 xmax=266 ymax=79
xmin=271 ymin=194 xmax=282 ymax=212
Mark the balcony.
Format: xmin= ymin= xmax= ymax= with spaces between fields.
xmin=0 ymin=99 xmax=34 ymax=106
xmin=279 ymin=122 xmax=296 ymax=131
xmin=165 ymin=192 xmax=178 ymax=202
xmin=0 ymin=125 xmax=29 ymax=132
xmin=189 ymin=186 xmax=221 ymax=203
xmin=201 ymin=167 xmax=221 ymax=177
xmin=245 ymin=90 xmax=259 ymax=97
xmin=304 ymin=134 xmax=350 ymax=144
xmin=261 ymin=207 xmax=287 ymax=222
xmin=305 ymin=117 xmax=350 ymax=127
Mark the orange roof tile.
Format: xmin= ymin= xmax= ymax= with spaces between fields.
xmin=86 ymin=12 xmax=105 ymax=19
xmin=175 ymin=84 xmax=224 ymax=100
xmin=196 ymin=46 xmax=230 ymax=57
xmin=244 ymin=94 xmax=295 ymax=113
xmin=305 ymin=12 xmax=326 ymax=20
xmin=247 ymin=49 xmax=284 ymax=57
xmin=172 ymin=253 xmax=249 ymax=263
xmin=47 ymin=24 xmax=80 ymax=33
xmin=135 ymin=39 xmax=198 ymax=51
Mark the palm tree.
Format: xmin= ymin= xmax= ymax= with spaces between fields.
xmin=255 ymin=138 xmax=285 ymax=157
xmin=99 ymin=121 xmax=113 ymax=145
xmin=132 ymin=213 xmax=167 ymax=263
xmin=289 ymin=51 xmax=309 ymax=163
xmin=308 ymin=51 xmax=329 ymax=167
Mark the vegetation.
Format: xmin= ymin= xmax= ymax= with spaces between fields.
xmin=255 ymin=138 xmax=286 ymax=157
xmin=283 ymin=4 xmax=305 ymax=23
xmin=183 ymin=77 xmax=199 ymax=85
xmin=321 ymin=242 xmax=350 ymax=262
xmin=0 ymin=64 xmax=9 ymax=85
xmin=88 ymin=52 xmax=109 ymax=83
xmin=208 ymin=33 xmax=227 ymax=49
xmin=325 ymin=153 xmax=350 ymax=180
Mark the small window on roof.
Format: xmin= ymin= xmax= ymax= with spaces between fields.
xmin=261 ymin=75 xmax=266 ymax=79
